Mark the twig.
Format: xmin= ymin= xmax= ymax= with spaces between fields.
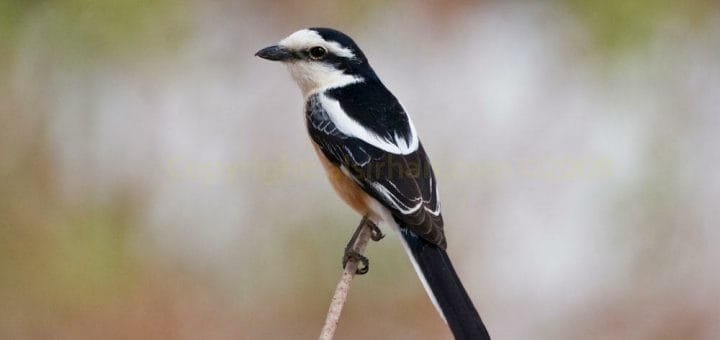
xmin=318 ymin=223 xmax=374 ymax=340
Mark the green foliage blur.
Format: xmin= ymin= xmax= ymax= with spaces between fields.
xmin=1 ymin=1 xmax=718 ymax=339
xmin=565 ymin=0 xmax=713 ymax=54
xmin=1 ymin=0 xmax=188 ymax=64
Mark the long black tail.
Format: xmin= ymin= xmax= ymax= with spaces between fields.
xmin=400 ymin=228 xmax=491 ymax=340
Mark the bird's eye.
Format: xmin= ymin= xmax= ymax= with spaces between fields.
xmin=309 ymin=46 xmax=327 ymax=59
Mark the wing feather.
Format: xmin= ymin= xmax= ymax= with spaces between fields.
xmin=306 ymin=94 xmax=445 ymax=248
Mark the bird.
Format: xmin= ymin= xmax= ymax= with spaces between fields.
xmin=255 ymin=28 xmax=491 ymax=339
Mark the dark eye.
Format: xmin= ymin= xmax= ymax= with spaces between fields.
xmin=309 ymin=46 xmax=327 ymax=59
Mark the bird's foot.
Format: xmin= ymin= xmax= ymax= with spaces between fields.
xmin=366 ymin=219 xmax=385 ymax=241
xmin=340 ymin=215 xmax=382 ymax=275
xmin=342 ymin=250 xmax=369 ymax=275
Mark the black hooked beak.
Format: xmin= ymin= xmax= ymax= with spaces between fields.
xmin=255 ymin=45 xmax=294 ymax=61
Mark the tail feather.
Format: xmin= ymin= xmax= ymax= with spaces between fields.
xmin=399 ymin=228 xmax=491 ymax=340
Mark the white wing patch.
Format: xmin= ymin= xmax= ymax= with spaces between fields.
xmin=424 ymin=175 xmax=441 ymax=216
xmin=319 ymin=93 xmax=419 ymax=155
xmin=371 ymin=182 xmax=423 ymax=215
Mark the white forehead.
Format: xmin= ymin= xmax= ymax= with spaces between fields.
xmin=278 ymin=29 xmax=355 ymax=59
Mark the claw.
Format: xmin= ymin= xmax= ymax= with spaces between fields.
xmin=368 ymin=221 xmax=385 ymax=241
xmin=343 ymin=250 xmax=369 ymax=275
xmin=339 ymin=216 xmax=381 ymax=275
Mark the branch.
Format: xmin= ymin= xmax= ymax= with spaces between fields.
xmin=318 ymin=223 xmax=374 ymax=340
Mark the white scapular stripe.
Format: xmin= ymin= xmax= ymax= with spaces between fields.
xmin=319 ymin=93 xmax=419 ymax=155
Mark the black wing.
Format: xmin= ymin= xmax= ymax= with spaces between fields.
xmin=306 ymin=92 xmax=446 ymax=248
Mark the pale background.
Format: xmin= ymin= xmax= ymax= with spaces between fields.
xmin=1 ymin=1 xmax=719 ymax=339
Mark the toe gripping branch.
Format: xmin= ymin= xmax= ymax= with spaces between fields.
xmin=342 ymin=216 xmax=384 ymax=275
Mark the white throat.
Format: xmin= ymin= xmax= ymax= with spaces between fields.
xmin=285 ymin=61 xmax=363 ymax=97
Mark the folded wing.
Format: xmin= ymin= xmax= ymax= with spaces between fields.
xmin=306 ymin=93 xmax=446 ymax=248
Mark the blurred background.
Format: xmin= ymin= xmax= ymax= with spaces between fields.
xmin=1 ymin=0 xmax=719 ymax=339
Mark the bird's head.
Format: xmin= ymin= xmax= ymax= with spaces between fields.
xmin=255 ymin=28 xmax=375 ymax=96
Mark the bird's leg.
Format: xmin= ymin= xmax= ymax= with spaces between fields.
xmin=342 ymin=216 xmax=383 ymax=275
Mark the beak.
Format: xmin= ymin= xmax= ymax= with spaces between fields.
xmin=255 ymin=45 xmax=294 ymax=61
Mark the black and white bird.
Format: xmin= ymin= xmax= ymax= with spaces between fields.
xmin=256 ymin=28 xmax=490 ymax=339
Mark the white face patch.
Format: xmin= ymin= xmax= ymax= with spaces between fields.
xmin=277 ymin=29 xmax=363 ymax=96
xmin=279 ymin=29 xmax=355 ymax=59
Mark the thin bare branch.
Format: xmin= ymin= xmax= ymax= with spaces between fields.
xmin=318 ymin=223 xmax=374 ymax=340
